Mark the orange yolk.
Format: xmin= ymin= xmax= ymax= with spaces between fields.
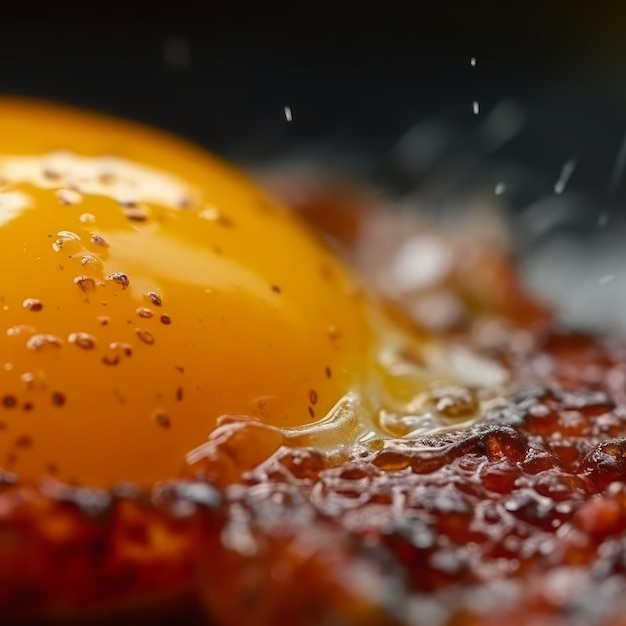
xmin=0 ymin=99 xmax=375 ymax=488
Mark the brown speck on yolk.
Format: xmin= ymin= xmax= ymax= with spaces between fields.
xmin=319 ymin=263 xmax=335 ymax=282
xmin=217 ymin=214 xmax=234 ymax=228
xmin=178 ymin=196 xmax=192 ymax=209
xmin=26 ymin=334 xmax=63 ymax=350
xmin=14 ymin=435 xmax=33 ymax=449
xmin=309 ymin=389 xmax=318 ymax=405
xmin=68 ymin=332 xmax=96 ymax=350
xmin=90 ymin=234 xmax=109 ymax=247
xmin=42 ymin=168 xmax=61 ymax=180
xmin=81 ymin=255 xmax=98 ymax=266
xmin=74 ymin=275 xmax=98 ymax=293
xmin=106 ymin=272 xmax=130 ymax=289
xmin=308 ymin=406 xmax=315 ymax=419
xmin=135 ymin=328 xmax=155 ymax=345
xmin=160 ymin=314 xmax=172 ymax=325
xmin=271 ymin=285 xmax=282 ymax=294
xmin=123 ymin=206 xmax=150 ymax=222
xmin=154 ymin=411 xmax=171 ymax=429
xmin=110 ymin=342 xmax=133 ymax=357
xmin=22 ymin=298 xmax=43 ymax=312
xmin=51 ymin=392 xmax=66 ymax=407
xmin=327 ymin=325 xmax=342 ymax=348
xmin=145 ymin=291 xmax=163 ymax=307
xmin=2 ymin=395 xmax=17 ymax=409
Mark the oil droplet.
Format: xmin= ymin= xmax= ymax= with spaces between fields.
xmin=198 ymin=206 xmax=221 ymax=222
xmin=198 ymin=206 xmax=234 ymax=227
xmin=20 ymin=372 xmax=35 ymax=386
xmin=137 ymin=307 xmax=153 ymax=318
xmin=79 ymin=213 xmax=96 ymax=224
xmin=55 ymin=189 xmax=83 ymax=205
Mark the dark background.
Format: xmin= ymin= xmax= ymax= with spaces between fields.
xmin=0 ymin=1 xmax=624 ymax=194
xmin=2 ymin=1 xmax=626 ymax=235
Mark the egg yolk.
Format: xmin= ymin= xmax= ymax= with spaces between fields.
xmin=0 ymin=99 xmax=376 ymax=489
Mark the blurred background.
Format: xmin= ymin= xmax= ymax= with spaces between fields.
xmin=1 ymin=0 xmax=626 ymax=332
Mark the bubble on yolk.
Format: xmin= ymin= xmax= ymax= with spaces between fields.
xmin=0 ymin=99 xmax=376 ymax=489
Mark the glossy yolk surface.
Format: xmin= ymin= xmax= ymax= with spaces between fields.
xmin=0 ymin=99 xmax=374 ymax=488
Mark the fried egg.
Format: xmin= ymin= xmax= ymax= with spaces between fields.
xmin=0 ymin=99 xmax=513 ymax=493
